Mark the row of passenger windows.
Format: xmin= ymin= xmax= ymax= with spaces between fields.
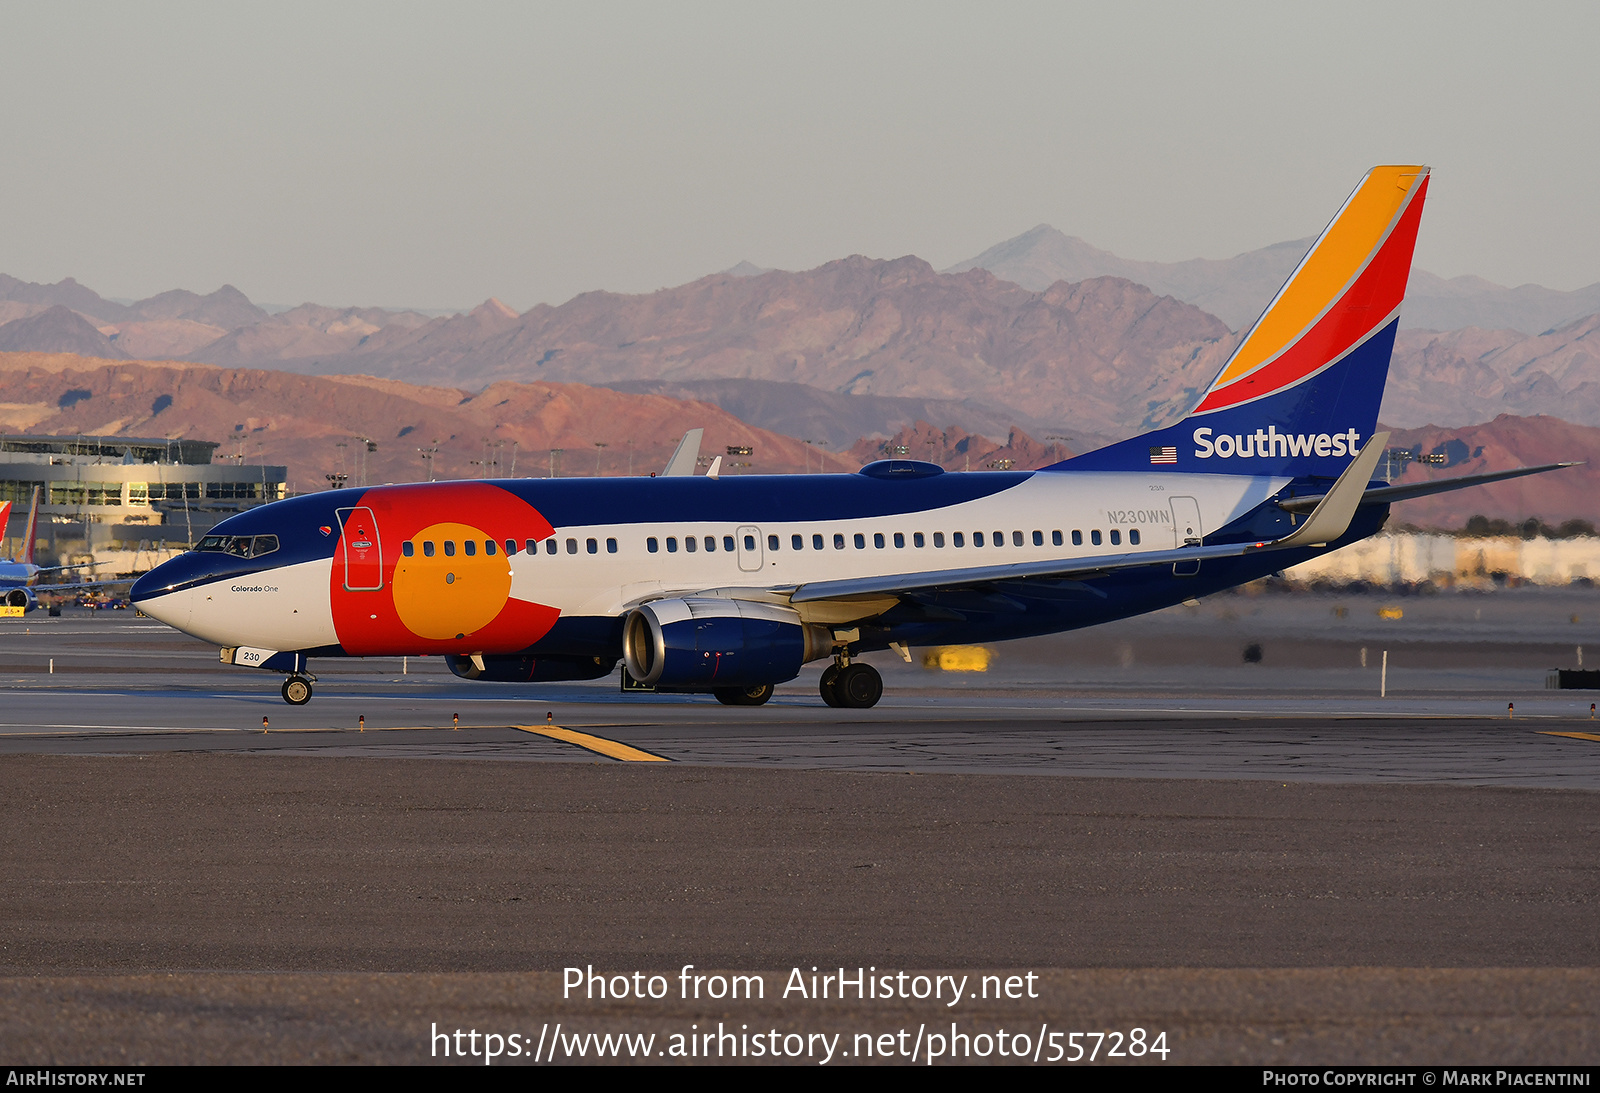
xmin=399 ymin=527 xmax=1142 ymax=559
xmin=645 ymin=528 xmax=1140 ymax=553
xmin=401 ymin=537 xmax=619 ymax=558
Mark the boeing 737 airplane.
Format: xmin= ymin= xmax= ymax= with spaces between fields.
xmin=0 ymin=487 xmax=102 ymax=609
xmin=130 ymin=166 xmax=1571 ymax=707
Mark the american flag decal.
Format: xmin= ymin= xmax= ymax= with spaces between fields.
xmin=1149 ymin=446 xmax=1178 ymax=465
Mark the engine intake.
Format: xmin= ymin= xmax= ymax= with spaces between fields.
xmin=622 ymin=598 xmax=830 ymax=690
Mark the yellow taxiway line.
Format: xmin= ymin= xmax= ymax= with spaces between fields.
xmin=515 ymin=725 xmax=670 ymax=762
xmin=1538 ymin=731 xmax=1600 ymax=743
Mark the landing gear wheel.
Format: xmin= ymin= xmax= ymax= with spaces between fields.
xmin=819 ymin=664 xmax=843 ymax=707
xmin=281 ymin=676 xmax=313 ymax=705
xmin=714 ymin=683 xmax=775 ymax=707
xmin=834 ymin=663 xmax=883 ymax=709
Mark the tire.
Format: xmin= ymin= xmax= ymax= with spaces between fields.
xmin=819 ymin=663 xmax=843 ymax=707
xmin=714 ymin=683 xmax=775 ymax=707
xmin=834 ymin=663 xmax=883 ymax=708
xmin=281 ymin=676 xmax=313 ymax=705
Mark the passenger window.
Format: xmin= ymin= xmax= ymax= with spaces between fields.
xmin=834 ymin=534 xmax=845 ymax=550
xmin=506 ymin=539 xmax=518 ymax=555
xmin=485 ymin=540 xmax=497 ymax=556
xmin=423 ymin=541 xmax=435 ymax=557
xmin=443 ymin=541 xmax=456 ymax=557
xmin=768 ymin=534 xmax=779 ymax=550
xmin=1052 ymin=530 xmax=1063 ymax=546
xmin=953 ymin=532 xmax=965 ymax=547
xmin=566 ymin=538 xmax=578 ymax=554
xmin=933 ymin=532 xmax=945 ymax=548
xmin=994 ymin=531 xmax=1004 ymax=546
xmin=743 ymin=535 xmax=756 ymax=551
xmin=1091 ymin=530 xmax=1102 ymax=546
xmin=607 ymin=538 xmax=618 ymax=553
xmin=913 ymin=532 xmax=925 ymax=548
xmin=814 ymin=534 xmax=825 ymax=550
xmin=647 ymin=537 xmax=659 ymax=553
xmin=685 ymin=536 xmax=697 ymax=553
xmin=893 ymin=532 xmax=905 ymax=548
xmin=527 ymin=539 xmax=539 ymax=554
xmin=587 ymin=538 xmax=598 ymax=554
xmin=792 ymin=534 xmax=803 ymax=550
xmin=853 ymin=533 xmax=865 ymax=549
xmin=464 ymin=540 xmax=476 ymax=556
xmin=1014 ymin=531 xmax=1025 ymax=547
xmin=1130 ymin=529 xmax=1141 ymax=545
xmin=402 ymin=541 xmax=415 ymax=557
xmin=723 ymin=535 xmax=735 ymax=552
xmin=546 ymin=539 xmax=557 ymax=555
xmin=1110 ymin=530 xmax=1121 ymax=545
xmin=1072 ymin=530 xmax=1083 ymax=546
xmin=706 ymin=536 xmax=717 ymax=552
xmin=873 ymin=533 xmax=885 ymax=548
xmin=666 ymin=537 xmax=678 ymax=553
xmin=973 ymin=532 xmax=984 ymax=547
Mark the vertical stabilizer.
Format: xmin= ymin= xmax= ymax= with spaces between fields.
xmin=661 ymin=429 xmax=704 ymax=477
xmin=1056 ymin=166 xmax=1429 ymax=479
xmin=20 ymin=486 xmax=40 ymax=566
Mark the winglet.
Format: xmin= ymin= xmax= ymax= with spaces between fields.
xmin=661 ymin=429 xmax=703 ymax=477
xmin=1273 ymin=431 xmax=1388 ymax=549
xmin=704 ymin=455 xmax=722 ymax=479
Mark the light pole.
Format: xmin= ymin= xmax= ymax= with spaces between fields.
xmin=594 ymin=442 xmax=607 ymax=476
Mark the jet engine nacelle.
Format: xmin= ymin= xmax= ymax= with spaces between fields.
xmin=622 ymin=597 xmax=831 ymax=690
xmin=445 ymin=653 xmax=618 ymax=683
xmin=5 ymin=588 xmax=33 ymax=610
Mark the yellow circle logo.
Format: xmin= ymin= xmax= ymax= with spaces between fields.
xmin=391 ymin=522 xmax=513 ymax=640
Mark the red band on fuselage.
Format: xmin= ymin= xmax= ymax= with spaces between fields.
xmin=329 ymin=481 xmax=560 ymax=656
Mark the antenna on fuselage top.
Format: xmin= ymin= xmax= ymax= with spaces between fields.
xmin=661 ymin=428 xmax=703 ymax=477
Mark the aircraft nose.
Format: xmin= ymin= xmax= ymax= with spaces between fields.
xmin=131 ymin=550 xmax=255 ymax=630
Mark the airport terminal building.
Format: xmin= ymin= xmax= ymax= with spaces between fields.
xmin=0 ymin=435 xmax=288 ymax=572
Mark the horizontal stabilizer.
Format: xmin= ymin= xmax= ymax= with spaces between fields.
xmin=1277 ymin=461 xmax=1582 ymax=514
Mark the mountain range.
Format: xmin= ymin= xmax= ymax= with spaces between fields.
xmin=3 ymin=224 xmax=1598 ymax=447
xmin=945 ymin=225 xmax=1600 ymax=335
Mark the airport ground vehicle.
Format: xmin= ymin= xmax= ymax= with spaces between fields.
xmin=129 ymin=166 xmax=1569 ymax=707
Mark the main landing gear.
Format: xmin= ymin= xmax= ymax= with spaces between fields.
xmin=714 ymin=682 xmax=775 ymax=706
xmin=281 ymin=675 xmax=314 ymax=705
xmin=819 ymin=656 xmax=882 ymax=709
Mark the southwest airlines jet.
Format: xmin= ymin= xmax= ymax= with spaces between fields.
xmin=130 ymin=167 xmax=1568 ymax=708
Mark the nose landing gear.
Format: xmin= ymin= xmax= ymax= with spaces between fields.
xmin=281 ymin=675 xmax=314 ymax=705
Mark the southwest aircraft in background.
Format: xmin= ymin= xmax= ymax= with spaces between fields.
xmin=131 ymin=166 xmax=1571 ymax=708
xmin=0 ymin=487 xmax=109 ymax=609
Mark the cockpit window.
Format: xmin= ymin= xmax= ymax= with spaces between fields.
xmin=196 ymin=534 xmax=279 ymax=559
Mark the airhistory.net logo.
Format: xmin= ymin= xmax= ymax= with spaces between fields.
xmin=1192 ymin=426 xmax=1363 ymax=460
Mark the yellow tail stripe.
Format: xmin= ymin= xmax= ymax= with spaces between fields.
xmin=1210 ymin=165 xmax=1424 ymax=389
xmin=517 ymin=724 xmax=671 ymax=761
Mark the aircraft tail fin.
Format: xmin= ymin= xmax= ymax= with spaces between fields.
xmin=20 ymin=486 xmax=39 ymax=566
xmin=1057 ymin=165 xmax=1430 ymax=479
xmin=661 ymin=429 xmax=704 ymax=477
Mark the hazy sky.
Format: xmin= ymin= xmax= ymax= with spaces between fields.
xmin=2 ymin=1 xmax=1595 ymax=311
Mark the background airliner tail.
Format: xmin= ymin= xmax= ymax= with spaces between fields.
xmin=19 ymin=487 xmax=40 ymax=566
xmin=1055 ymin=165 xmax=1430 ymax=479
